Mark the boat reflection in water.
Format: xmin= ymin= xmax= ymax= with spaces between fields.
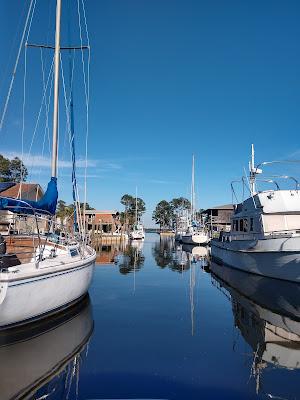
xmin=152 ymin=238 xmax=210 ymax=273
xmin=114 ymin=240 xmax=145 ymax=275
xmin=0 ymin=296 xmax=93 ymax=400
xmin=211 ymin=262 xmax=300 ymax=397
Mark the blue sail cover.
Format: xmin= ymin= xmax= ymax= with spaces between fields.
xmin=0 ymin=177 xmax=58 ymax=215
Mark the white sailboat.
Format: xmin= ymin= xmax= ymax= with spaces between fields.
xmin=129 ymin=189 xmax=145 ymax=240
xmin=181 ymin=155 xmax=209 ymax=245
xmin=211 ymin=145 xmax=300 ymax=282
xmin=0 ymin=0 xmax=96 ymax=328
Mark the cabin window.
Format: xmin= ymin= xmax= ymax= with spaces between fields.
xmin=235 ymin=220 xmax=238 ymax=231
xmin=239 ymin=219 xmax=244 ymax=232
xmin=250 ymin=218 xmax=254 ymax=231
xmin=243 ymin=219 xmax=248 ymax=232
xmin=232 ymin=220 xmax=237 ymax=231
xmin=70 ymin=248 xmax=79 ymax=257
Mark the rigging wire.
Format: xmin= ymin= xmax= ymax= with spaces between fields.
xmin=0 ymin=1 xmax=27 ymax=101
xmin=77 ymin=0 xmax=91 ymax=243
xmin=0 ymin=0 xmax=36 ymax=132
xmin=19 ymin=0 xmax=37 ymax=198
xmin=25 ymin=56 xmax=55 ymax=181
xmin=37 ymin=48 xmax=54 ymax=183
xmin=60 ymin=54 xmax=84 ymax=237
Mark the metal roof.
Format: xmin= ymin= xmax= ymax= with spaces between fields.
xmin=202 ymin=204 xmax=234 ymax=211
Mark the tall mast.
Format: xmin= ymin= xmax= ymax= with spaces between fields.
xmin=51 ymin=0 xmax=62 ymax=178
xmin=135 ymin=187 xmax=138 ymax=226
xmin=191 ymin=155 xmax=195 ymax=221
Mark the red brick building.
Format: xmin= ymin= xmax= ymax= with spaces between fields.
xmin=83 ymin=210 xmax=121 ymax=234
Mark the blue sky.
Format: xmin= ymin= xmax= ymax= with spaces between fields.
xmin=1 ymin=0 xmax=300 ymax=226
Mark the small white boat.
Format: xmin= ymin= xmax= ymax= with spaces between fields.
xmin=129 ymin=224 xmax=145 ymax=240
xmin=181 ymin=155 xmax=209 ymax=245
xmin=181 ymin=227 xmax=210 ymax=245
xmin=211 ymin=145 xmax=300 ymax=282
xmin=129 ymin=189 xmax=145 ymax=240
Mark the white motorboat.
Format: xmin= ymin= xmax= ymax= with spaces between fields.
xmin=0 ymin=0 xmax=96 ymax=328
xmin=211 ymin=145 xmax=300 ymax=282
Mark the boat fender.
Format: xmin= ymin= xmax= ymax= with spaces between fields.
xmin=0 ymin=281 xmax=8 ymax=305
xmin=0 ymin=234 xmax=6 ymax=255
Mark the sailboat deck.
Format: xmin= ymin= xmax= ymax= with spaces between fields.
xmin=1 ymin=235 xmax=66 ymax=266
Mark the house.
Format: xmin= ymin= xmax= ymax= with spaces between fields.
xmin=0 ymin=182 xmax=44 ymax=235
xmin=201 ymin=204 xmax=234 ymax=233
xmin=83 ymin=210 xmax=121 ymax=235
xmin=0 ymin=183 xmax=43 ymax=202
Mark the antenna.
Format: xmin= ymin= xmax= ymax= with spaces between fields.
xmin=249 ymin=144 xmax=262 ymax=195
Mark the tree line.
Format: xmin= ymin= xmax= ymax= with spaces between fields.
xmin=120 ymin=194 xmax=146 ymax=227
xmin=152 ymin=197 xmax=191 ymax=230
xmin=0 ymin=155 xmax=28 ymax=183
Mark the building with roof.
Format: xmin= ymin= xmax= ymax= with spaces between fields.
xmin=0 ymin=182 xmax=44 ymax=201
xmin=201 ymin=204 xmax=234 ymax=233
xmin=83 ymin=210 xmax=122 ymax=235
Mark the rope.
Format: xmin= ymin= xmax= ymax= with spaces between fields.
xmin=19 ymin=0 xmax=37 ymax=198
xmin=37 ymin=48 xmax=54 ymax=182
xmin=60 ymin=54 xmax=84 ymax=237
xmin=26 ymin=56 xmax=55 ymax=180
xmin=0 ymin=0 xmax=36 ymax=132
xmin=77 ymin=0 xmax=91 ymax=244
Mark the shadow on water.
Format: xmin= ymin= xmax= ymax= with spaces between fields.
xmin=0 ymin=296 xmax=93 ymax=400
xmin=211 ymin=261 xmax=300 ymax=399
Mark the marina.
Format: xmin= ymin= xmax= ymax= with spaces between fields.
xmin=1 ymin=0 xmax=300 ymax=398
xmin=1 ymin=234 xmax=300 ymax=399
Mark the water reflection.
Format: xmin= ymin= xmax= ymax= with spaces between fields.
xmin=94 ymin=240 xmax=128 ymax=264
xmin=152 ymin=238 xmax=209 ymax=273
xmin=115 ymin=240 xmax=145 ymax=275
xmin=0 ymin=296 xmax=93 ymax=400
xmin=211 ymin=262 xmax=300 ymax=398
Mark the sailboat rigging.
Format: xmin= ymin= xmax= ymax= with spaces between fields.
xmin=181 ymin=155 xmax=209 ymax=245
xmin=0 ymin=0 xmax=96 ymax=329
xmin=129 ymin=187 xmax=145 ymax=240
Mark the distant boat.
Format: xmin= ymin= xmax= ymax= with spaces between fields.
xmin=181 ymin=155 xmax=209 ymax=245
xmin=211 ymin=145 xmax=300 ymax=282
xmin=0 ymin=0 xmax=96 ymax=328
xmin=129 ymin=188 xmax=145 ymax=240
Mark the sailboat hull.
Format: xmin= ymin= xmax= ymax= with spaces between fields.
xmin=0 ymin=252 xmax=96 ymax=328
xmin=181 ymin=233 xmax=209 ymax=245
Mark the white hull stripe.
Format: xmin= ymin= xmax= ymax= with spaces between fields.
xmin=6 ymin=261 xmax=94 ymax=288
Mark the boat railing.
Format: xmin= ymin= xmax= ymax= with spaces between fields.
xmin=0 ymin=206 xmax=82 ymax=268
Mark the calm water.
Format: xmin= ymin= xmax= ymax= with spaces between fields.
xmin=2 ymin=233 xmax=300 ymax=399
